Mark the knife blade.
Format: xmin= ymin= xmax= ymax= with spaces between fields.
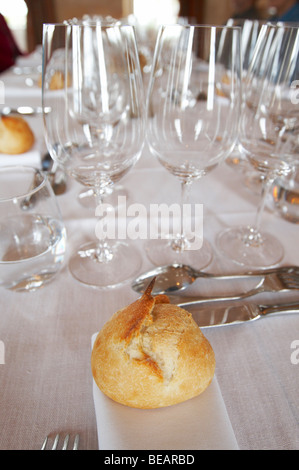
xmin=177 ymin=299 xmax=299 ymax=328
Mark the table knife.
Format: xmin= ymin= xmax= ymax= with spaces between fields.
xmin=177 ymin=299 xmax=299 ymax=328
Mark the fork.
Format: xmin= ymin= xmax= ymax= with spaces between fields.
xmin=171 ymin=267 xmax=299 ymax=305
xmin=41 ymin=434 xmax=79 ymax=450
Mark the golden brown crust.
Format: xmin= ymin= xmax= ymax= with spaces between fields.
xmin=91 ymin=280 xmax=215 ymax=409
xmin=49 ymin=71 xmax=71 ymax=90
xmin=0 ymin=115 xmax=35 ymax=154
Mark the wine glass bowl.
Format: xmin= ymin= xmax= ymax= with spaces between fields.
xmin=225 ymin=19 xmax=270 ymax=172
xmin=145 ymin=24 xmax=242 ymax=269
xmin=42 ymin=23 xmax=145 ymax=288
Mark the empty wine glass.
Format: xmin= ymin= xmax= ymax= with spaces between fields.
xmin=42 ymin=23 xmax=145 ymax=288
xmin=225 ymin=19 xmax=268 ymax=172
xmin=217 ymin=24 xmax=299 ymax=268
xmin=145 ymin=24 xmax=242 ymax=269
xmin=227 ymin=18 xmax=268 ymax=74
xmin=64 ymin=16 xmax=130 ymax=211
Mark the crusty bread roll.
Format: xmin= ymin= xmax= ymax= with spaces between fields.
xmin=38 ymin=71 xmax=70 ymax=90
xmin=0 ymin=115 xmax=35 ymax=154
xmin=91 ymin=278 xmax=215 ymax=409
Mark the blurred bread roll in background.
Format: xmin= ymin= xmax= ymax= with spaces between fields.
xmin=91 ymin=279 xmax=216 ymax=409
xmin=0 ymin=115 xmax=35 ymax=154
xmin=38 ymin=71 xmax=71 ymax=90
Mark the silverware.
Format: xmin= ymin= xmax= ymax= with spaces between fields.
xmin=0 ymin=106 xmax=51 ymax=116
xmin=13 ymin=65 xmax=42 ymax=75
xmin=168 ymin=266 xmax=299 ymax=304
xmin=178 ymin=300 xmax=299 ymax=328
xmin=132 ymin=263 xmax=299 ymax=296
xmin=20 ymin=169 xmax=44 ymax=210
xmin=21 ymin=153 xmax=67 ymax=209
xmin=41 ymin=433 xmax=79 ymax=450
xmin=46 ymin=161 xmax=67 ymax=196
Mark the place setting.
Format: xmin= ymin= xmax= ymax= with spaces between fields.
xmin=89 ymin=22 xmax=298 ymax=450
xmin=0 ymin=9 xmax=298 ymax=451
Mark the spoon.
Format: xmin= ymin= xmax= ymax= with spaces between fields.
xmin=131 ymin=263 xmax=287 ymax=295
xmin=131 ymin=264 xmax=211 ymax=295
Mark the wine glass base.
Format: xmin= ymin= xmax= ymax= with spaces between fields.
xmin=216 ymin=226 xmax=284 ymax=269
xmin=145 ymin=237 xmax=213 ymax=271
xmin=69 ymin=240 xmax=142 ymax=289
xmin=77 ymin=185 xmax=129 ymax=210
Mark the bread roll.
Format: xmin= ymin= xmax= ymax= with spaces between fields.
xmin=0 ymin=115 xmax=35 ymax=154
xmin=38 ymin=71 xmax=71 ymax=90
xmin=91 ymin=278 xmax=215 ymax=409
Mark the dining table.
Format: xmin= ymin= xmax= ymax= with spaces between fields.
xmin=0 ymin=49 xmax=298 ymax=452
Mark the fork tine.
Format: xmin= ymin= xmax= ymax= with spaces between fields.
xmin=280 ymin=271 xmax=299 ymax=288
xmin=41 ymin=436 xmax=48 ymax=450
xmin=62 ymin=434 xmax=70 ymax=450
xmin=41 ymin=434 xmax=79 ymax=450
xmin=52 ymin=434 xmax=59 ymax=450
xmin=73 ymin=434 xmax=79 ymax=450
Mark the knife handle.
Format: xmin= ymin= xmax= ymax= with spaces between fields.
xmin=260 ymin=303 xmax=299 ymax=316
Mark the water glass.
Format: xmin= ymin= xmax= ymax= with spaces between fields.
xmin=0 ymin=166 xmax=66 ymax=291
xmin=273 ymin=168 xmax=299 ymax=224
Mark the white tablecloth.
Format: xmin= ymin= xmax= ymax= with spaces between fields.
xmin=0 ymin=55 xmax=298 ymax=451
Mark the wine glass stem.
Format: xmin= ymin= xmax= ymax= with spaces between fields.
xmin=171 ymin=180 xmax=192 ymax=252
xmin=93 ymin=187 xmax=114 ymax=263
xmin=249 ymin=173 xmax=276 ymax=245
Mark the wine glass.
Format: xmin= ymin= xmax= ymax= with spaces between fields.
xmin=63 ymin=16 xmax=131 ymax=211
xmin=225 ymin=19 xmax=268 ymax=172
xmin=42 ymin=23 xmax=145 ymax=288
xmin=216 ymin=24 xmax=299 ymax=268
xmin=145 ymin=24 xmax=242 ymax=269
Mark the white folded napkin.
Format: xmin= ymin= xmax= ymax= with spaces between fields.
xmin=0 ymin=149 xmax=41 ymax=168
xmin=91 ymin=333 xmax=239 ymax=450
